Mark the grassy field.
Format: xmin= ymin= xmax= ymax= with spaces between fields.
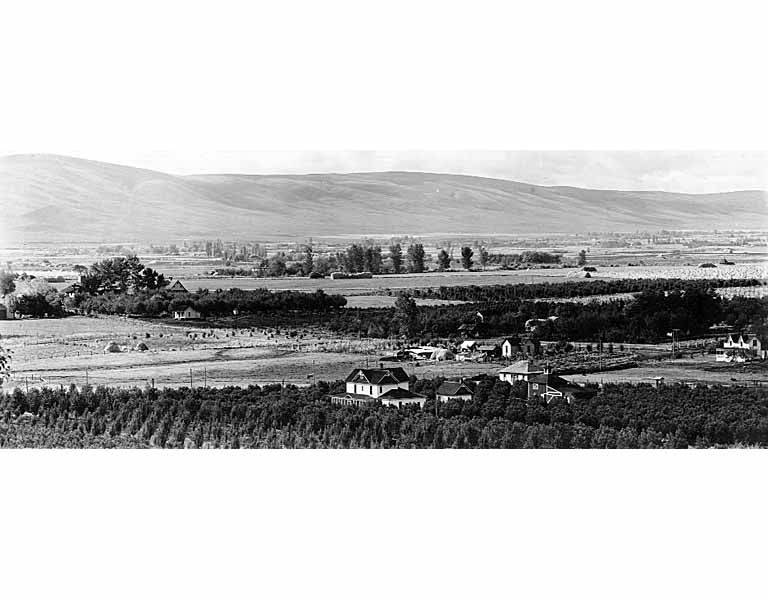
xmin=565 ymin=355 xmax=768 ymax=387
xmin=0 ymin=316 xmax=401 ymax=389
xmin=2 ymin=315 xmax=763 ymax=391
xmin=178 ymin=262 xmax=767 ymax=298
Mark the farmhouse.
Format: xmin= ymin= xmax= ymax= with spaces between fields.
xmin=498 ymin=360 xmax=544 ymax=384
xmin=716 ymin=333 xmax=768 ymax=362
xmin=173 ymin=305 xmax=202 ymax=320
xmin=527 ymin=373 xmax=595 ymax=403
xmin=436 ymin=379 xmax=476 ymax=402
xmin=331 ymin=367 xmax=426 ymax=408
xmin=168 ymin=280 xmax=189 ymax=295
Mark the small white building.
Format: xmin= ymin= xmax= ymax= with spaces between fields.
xmin=436 ymin=379 xmax=476 ymax=402
xmin=173 ymin=305 xmax=202 ymax=320
xmin=331 ymin=367 xmax=426 ymax=408
xmin=716 ymin=333 xmax=767 ymax=362
xmin=499 ymin=360 xmax=545 ymax=383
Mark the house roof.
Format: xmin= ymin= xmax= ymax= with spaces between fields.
xmin=502 ymin=337 xmax=521 ymax=345
xmin=436 ymin=380 xmax=476 ymax=397
xmin=379 ymin=387 xmax=425 ymax=400
xmin=727 ymin=333 xmax=767 ymax=344
xmin=168 ymin=280 xmax=189 ymax=292
xmin=529 ymin=374 xmax=589 ymax=395
xmin=345 ymin=367 xmax=410 ymax=385
xmin=477 ymin=344 xmax=499 ymax=352
xmin=499 ymin=360 xmax=544 ymax=374
xmin=175 ymin=305 xmax=198 ymax=313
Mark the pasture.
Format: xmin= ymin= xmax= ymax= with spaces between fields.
xmin=2 ymin=314 xmax=762 ymax=392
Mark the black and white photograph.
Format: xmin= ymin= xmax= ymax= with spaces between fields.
xmin=1 ymin=1 xmax=766 ymax=599
xmin=1 ymin=150 xmax=766 ymax=449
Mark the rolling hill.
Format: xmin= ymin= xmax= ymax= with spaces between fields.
xmin=0 ymin=154 xmax=765 ymax=243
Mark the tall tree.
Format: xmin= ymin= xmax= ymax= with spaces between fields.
xmin=363 ymin=246 xmax=383 ymax=274
xmin=406 ymin=243 xmax=426 ymax=273
xmin=302 ymin=245 xmax=315 ymax=276
xmin=461 ymin=246 xmax=474 ymax=270
xmin=437 ymin=249 xmax=451 ymax=271
xmin=344 ymin=244 xmax=366 ymax=273
xmin=394 ymin=292 xmax=418 ymax=338
xmin=578 ymin=249 xmax=588 ymax=266
xmin=389 ymin=243 xmax=403 ymax=274
xmin=0 ymin=338 xmax=9 ymax=385
xmin=266 ymin=254 xmax=287 ymax=277
xmin=478 ymin=247 xmax=489 ymax=270
xmin=0 ymin=270 xmax=16 ymax=296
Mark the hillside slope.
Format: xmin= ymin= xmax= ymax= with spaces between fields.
xmin=1 ymin=154 xmax=765 ymax=242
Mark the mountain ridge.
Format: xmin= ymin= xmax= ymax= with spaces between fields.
xmin=1 ymin=154 xmax=765 ymax=243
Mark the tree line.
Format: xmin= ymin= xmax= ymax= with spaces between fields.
xmin=2 ymin=380 xmax=767 ymax=448
xmin=400 ymin=277 xmax=761 ymax=303
xmin=73 ymin=287 xmax=347 ymax=317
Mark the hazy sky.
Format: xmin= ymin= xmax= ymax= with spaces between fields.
xmin=2 ymin=3 xmax=765 ymax=195
xmin=27 ymin=150 xmax=765 ymax=194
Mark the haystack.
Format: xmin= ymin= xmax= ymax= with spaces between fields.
xmin=135 ymin=342 xmax=149 ymax=351
xmin=104 ymin=341 xmax=121 ymax=353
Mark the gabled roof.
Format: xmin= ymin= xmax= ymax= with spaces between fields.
xmin=174 ymin=305 xmax=198 ymax=312
xmin=502 ymin=337 xmax=521 ymax=345
xmin=379 ymin=387 xmax=425 ymax=400
xmin=168 ymin=280 xmax=189 ymax=292
xmin=345 ymin=367 xmax=409 ymax=385
xmin=529 ymin=374 xmax=588 ymax=395
xmin=499 ymin=360 xmax=544 ymax=374
xmin=477 ymin=344 xmax=499 ymax=352
xmin=436 ymin=380 xmax=476 ymax=397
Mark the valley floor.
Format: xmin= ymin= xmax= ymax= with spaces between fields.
xmin=2 ymin=315 xmax=765 ymax=392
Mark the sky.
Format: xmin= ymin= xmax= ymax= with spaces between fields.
xmin=1 ymin=2 xmax=766 ymax=195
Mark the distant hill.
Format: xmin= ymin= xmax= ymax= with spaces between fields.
xmin=1 ymin=154 xmax=765 ymax=243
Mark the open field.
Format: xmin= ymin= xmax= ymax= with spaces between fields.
xmin=166 ymin=262 xmax=768 ymax=309
xmin=2 ymin=315 xmax=764 ymax=391
xmin=565 ymin=355 xmax=768 ymax=387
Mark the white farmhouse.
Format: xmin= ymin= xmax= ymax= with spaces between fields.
xmin=331 ymin=367 xmax=426 ymax=408
xmin=173 ymin=305 xmax=202 ymax=320
xmin=716 ymin=333 xmax=767 ymax=362
xmin=498 ymin=360 xmax=545 ymax=383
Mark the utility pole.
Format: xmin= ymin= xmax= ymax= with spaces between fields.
xmin=189 ymin=368 xmax=193 ymax=389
